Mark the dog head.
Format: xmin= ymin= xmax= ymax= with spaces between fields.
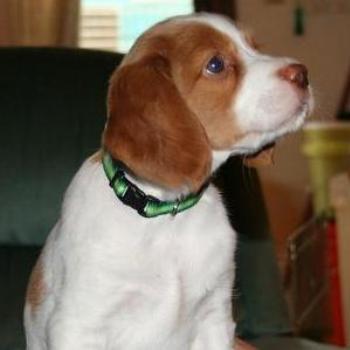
xmin=103 ymin=13 xmax=313 ymax=191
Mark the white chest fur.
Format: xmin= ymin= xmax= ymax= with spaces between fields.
xmin=25 ymin=159 xmax=236 ymax=350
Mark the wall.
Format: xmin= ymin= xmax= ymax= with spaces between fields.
xmin=236 ymin=0 xmax=350 ymax=259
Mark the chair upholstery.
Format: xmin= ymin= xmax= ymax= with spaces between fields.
xmin=0 ymin=47 xmax=123 ymax=245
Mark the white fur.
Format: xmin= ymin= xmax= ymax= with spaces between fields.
xmin=196 ymin=13 xmax=314 ymax=156
xmin=24 ymin=13 xmax=313 ymax=350
xmin=24 ymin=160 xmax=235 ymax=350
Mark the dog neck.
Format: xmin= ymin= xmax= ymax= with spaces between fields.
xmin=124 ymin=150 xmax=232 ymax=201
xmin=102 ymin=152 xmax=210 ymax=218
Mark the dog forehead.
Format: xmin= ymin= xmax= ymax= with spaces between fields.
xmin=135 ymin=14 xmax=243 ymax=55
xmin=183 ymin=14 xmax=253 ymax=56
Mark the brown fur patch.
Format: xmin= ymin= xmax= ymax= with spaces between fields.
xmin=167 ymin=23 xmax=244 ymax=150
xmin=104 ymin=55 xmax=212 ymax=191
xmin=104 ymin=20 xmax=245 ymax=190
xmin=89 ymin=150 xmax=103 ymax=163
xmin=243 ymin=31 xmax=260 ymax=51
xmin=26 ymin=256 xmax=45 ymax=313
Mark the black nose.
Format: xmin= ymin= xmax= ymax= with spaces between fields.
xmin=278 ymin=63 xmax=309 ymax=89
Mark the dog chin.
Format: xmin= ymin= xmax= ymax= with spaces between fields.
xmin=239 ymin=108 xmax=308 ymax=157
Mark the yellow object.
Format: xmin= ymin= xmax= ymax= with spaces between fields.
xmin=302 ymin=121 xmax=350 ymax=217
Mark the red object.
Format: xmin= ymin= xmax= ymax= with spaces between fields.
xmin=326 ymin=219 xmax=346 ymax=346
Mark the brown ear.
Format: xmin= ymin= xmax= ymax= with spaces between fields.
xmin=103 ymin=55 xmax=212 ymax=191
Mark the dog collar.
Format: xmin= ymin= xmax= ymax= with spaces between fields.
xmin=102 ymin=152 xmax=208 ymax=218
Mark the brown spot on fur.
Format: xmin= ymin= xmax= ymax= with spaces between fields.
xmin=26 ymin=255 xmax=45 ymax=313
xmin=235 ymin=23 xmax=260 ymax=51
xmin=104 ymin=20 xmax=245 ymax=190
xmin=243 ymin=31 xmax=260 ymax=51
xmin=89 ymin=150 xmax=103 ymax=163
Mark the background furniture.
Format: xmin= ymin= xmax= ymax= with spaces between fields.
xmin=330 ymin=173 xmax=350 ymax=345
xmin=0 ymin=47 xmax=345 ymax=350
xmin=301 ymin=122 xmax=350 ymax=345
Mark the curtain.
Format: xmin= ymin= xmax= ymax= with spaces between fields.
xmin=194 ymin=0 xmax=236 ymax=19
xmin=0 ymin=0 xmax=80 ymax=46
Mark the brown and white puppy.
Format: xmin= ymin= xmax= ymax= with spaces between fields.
xmin=24 ymin=13 xmax=313 ymax=350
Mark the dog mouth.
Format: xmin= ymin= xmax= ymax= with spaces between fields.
xmin=242 ymin=99 xmax=310 ymax=166
xmin=231 ymin=94 xmax=312 ymax=163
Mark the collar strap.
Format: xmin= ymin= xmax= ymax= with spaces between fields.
xmin=102 ymin=152 xmax=208 ymax=218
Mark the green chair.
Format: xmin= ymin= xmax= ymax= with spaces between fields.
xmin=0 ymin=47 xmax=344 ymax=350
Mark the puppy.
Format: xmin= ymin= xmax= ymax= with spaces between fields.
xmin=24 ymin=13 xmax=313 ymax=350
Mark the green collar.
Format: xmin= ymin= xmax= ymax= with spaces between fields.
xmin=102 ymin=152 xmax=208 ymax=218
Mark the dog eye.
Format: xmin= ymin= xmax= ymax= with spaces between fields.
xmin=205 ymin=56 xmax=225 ymax=74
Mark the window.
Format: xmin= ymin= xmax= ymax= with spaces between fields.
xmin=79 ymin=0 xmax=194 ymax=52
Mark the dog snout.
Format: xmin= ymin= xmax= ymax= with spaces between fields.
xmin=278 ymin=63 xmax=309 ymax=89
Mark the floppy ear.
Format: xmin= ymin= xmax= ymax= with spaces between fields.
xmin=103 ymin=55 xmax=212 ymax=191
